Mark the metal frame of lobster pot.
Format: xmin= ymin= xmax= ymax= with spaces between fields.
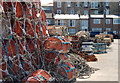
xmin=93 ymin=43 xmax=107 ymax=54
xmin=22 ymin=69 xmax=55 ymax=82
xmin=57 ymin=62 xmax=76 ymax=81
xmin=44 ymin=36 xmax=70 ymax=53
xmin=81 ymin=42 xmax=94 ymax=56
xmin=44 ymin=51 xmax=69 ymax=68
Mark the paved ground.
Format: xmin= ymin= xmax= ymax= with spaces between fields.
xmin=77 ymin=39 xmax=118 ymax=81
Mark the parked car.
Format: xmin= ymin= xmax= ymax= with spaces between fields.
xmin=89 ymin=32 xmax=101 ymax=37
xmin=107 ymin=32 xmax=119 ymax=39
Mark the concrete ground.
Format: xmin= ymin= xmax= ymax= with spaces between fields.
xmin=77 ymin=39 xmax=118 ymax=81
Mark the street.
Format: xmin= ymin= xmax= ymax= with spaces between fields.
xmin=77 ymin=39 xmax=119 ymax=81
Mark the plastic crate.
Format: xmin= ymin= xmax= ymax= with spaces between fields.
xmin=93 ymin=43 xmax=107 ymax=54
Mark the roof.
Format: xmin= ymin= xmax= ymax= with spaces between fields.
xmin=91 ymin=15 xmax=104 ymax=18
xmin=106 ymin=15 xmax=120 ymax=19
xmin=80 ymin=15 xmax=89 ymax=19
xmin=41 ymin=3 xmax=53 ymax=6
xmin=54 ymin=14 xmax=79 ymax=19
xmin=91 ymin=15 xmax=120 ymax=19
xmin=54 ymin=14 xmax=120 ymax=20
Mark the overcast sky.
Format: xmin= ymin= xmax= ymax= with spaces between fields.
xmin=41 ymin=0 xmax=53 ymax=5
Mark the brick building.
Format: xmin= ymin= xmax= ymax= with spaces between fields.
xmin=54 ymin=14 xmax=120 ymax=35
xmin=42 ymin=3 xmax=54 ymax=25
xmin=42 ymin=1 xmax=120 ymax=36
xmin=53 ymin=2 xmax=119 ymax=15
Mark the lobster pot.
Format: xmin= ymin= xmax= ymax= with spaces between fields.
xmin=104 ymin=38 xmax=111 ymax=46
xmin=23 ymin=69 xmax=54 ymax=83
xmin=81 ymin=42 xmax=94 ymax=56
xmin=44 ymin=36 xmax=70 ymax=53
xmin=57 ymin=62 xmax=76 ymax=81
xmin=70 ymin=40 xmax=82 ymax=50
xmin=44 ymin=51 xmax=69 ymax=66
xmin=93 ymin=43 xmax=107 ymax=54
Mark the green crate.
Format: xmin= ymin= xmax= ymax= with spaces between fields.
xmin=93 ymin=43 xmax=107 ymax=54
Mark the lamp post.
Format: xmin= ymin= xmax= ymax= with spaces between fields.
xmin=88 ymin=2 xmax=91 ymax=32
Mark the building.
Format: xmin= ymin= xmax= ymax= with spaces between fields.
xmin=53 ymin=1 xmax=120 ymax=36
xmin=54 ymin=14 xmax=120 ymax=35
xmin=42 ymin=3 xmax=54 ymax=25
xmin=53 ymin=2 xmax=119 ymax=15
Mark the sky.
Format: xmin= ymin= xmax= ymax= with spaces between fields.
xmin=41 ymin=0 xmax=53 ymax=5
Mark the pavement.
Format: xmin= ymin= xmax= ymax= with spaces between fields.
xmin=77 ymin=39 xmax=118 ymax=81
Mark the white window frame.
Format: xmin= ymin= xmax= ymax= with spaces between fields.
xmin=69 ymin=28 xmax=75 ymax=33
xmin=71 ymin=10 xmax=74 ymax=14
xmin=70 ymin=20 xmax=75 ymax=27
xmin=106 ymin=19 xmax=110 ymax=24
xmin=113 ymin=19 xmax=120 ymax=24
xmin=57 ymin=2 xmax=61 ymax=8
xmin=84 ymin=2 xmax=88 ymax=7
xmin=57 ymin=10 xmax=61 ymax=14
xmin=94 ymin=19 xmax=101 ymax=24
xmin=67 ymin=2 xmax=71 ymax=7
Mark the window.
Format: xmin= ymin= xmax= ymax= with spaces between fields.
xmin=113 ymin=30 xmax=117 ymax=34
xmin=94 ymin=19 xmax=101 ymax=24
xmin=70 ymin=20 xmax=75 ymax=27
xmin=94 ymin=10 xmax=98 ymax=14
xmin=106 ymin=28 xmax=111 ymax=31
xmin=106 ymin=9 xmax=109 ymax=15
xmin=84 ymin=2 xmax=88 ymax=7
xmin=69 ymin=29 xmax=75 ymax=33
xmin=106 ymin=19 xmax=110 ymax=24
xmin=57 ymin=10 xmax=61 ymax=14
xmin=113 ymin=19 xmax=120 ymax=24
xmin=106 ymin=2 xmax=109 ymax=6
xmin=47 ymin=19 xmax=51 ymax=25
xmin=60 ymin=20 xmax=63 ymax=25
xmin=57 ymin=2 xmax=61 ymax=8
xmin=67 ymin=2 xmax=71 ymax=7
xmin=57 ymin=20 xmax=63 ymax=25
xmin=92 ymin=28 xmax=102 ymax=32
xmin=71 ymin=10 xmax=74 ymax=14
xmin=91 ymin=2 xmax=98 ymax=9
xmin=84 ymin=10 xmax=88 ymax=15
xmin=81 ymin=20 xmax=88 ymax=31
xmin=77 ymin=2 xmax=80 ymax=7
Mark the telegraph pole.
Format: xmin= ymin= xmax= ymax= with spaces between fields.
xmin=88 ymin=2 xmax=91 ymax=32
xmin=103 ymin=2 xmax=106 ymax=33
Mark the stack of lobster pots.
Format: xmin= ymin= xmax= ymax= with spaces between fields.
xmin=43 ymin=36 xmax=76 ymax=81
xmin=69 ymin=35 xmax=98 ymax=62
xmin=0 ymin=1 xmax=77 ymax=82
xmin=1 ymin=1 xmax=56 ymax=82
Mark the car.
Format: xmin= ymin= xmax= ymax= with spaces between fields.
xmin=89 ymin=32 xmax=101 ymax=37
xmin=107 ymin=32 xmax=119 ymax=39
